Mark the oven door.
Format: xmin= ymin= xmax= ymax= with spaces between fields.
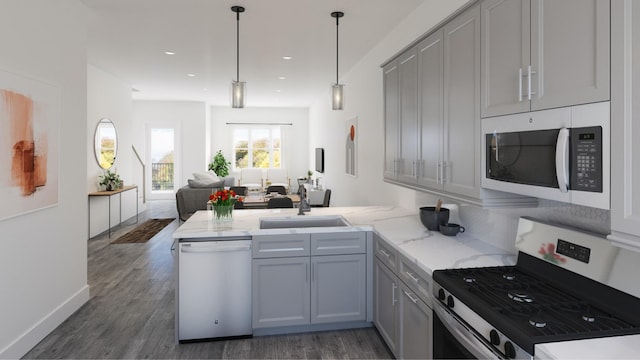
xmin=433 ymin=301 xmax=505 ymax=360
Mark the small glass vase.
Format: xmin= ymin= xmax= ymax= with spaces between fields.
xmin=210 ymin=203 xmax=234 ymax=228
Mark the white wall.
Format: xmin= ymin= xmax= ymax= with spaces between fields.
xmin=132 ymin=100 xmax=207 ymax=198
xmin=0 ymin=1 xmax=90 ymax=358
xmin=308 ymin=0 xmax=469 ymax=207
xmin=87 ymin=65 xmax=140 ymax=237
xmin=210 ymin=106 xmax=310 ymax=188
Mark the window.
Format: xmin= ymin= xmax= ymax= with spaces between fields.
xmin=233 ymin=126 xmax=281 ymax=169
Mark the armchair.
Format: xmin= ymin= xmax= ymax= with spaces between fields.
xmin=266 ymin=168 xmax=290 ymax=192
xmin=239 ymin=168 xmax=263 ymax=191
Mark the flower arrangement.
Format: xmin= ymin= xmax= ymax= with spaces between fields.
xmin=208 ymin=189 xmax=243 ymax=220
xmin=99 ymin=169 xmax=123 ymax=191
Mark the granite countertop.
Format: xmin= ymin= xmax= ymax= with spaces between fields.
xmin=173 ymin=206 xmax=516 ymax=273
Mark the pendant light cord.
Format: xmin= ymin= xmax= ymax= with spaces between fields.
xmin=236 ymin=10 xmax=240 ymax=83
xmin=335 ymin=15 xmax=339 ymax=84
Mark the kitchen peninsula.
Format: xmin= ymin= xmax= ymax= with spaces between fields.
xmin=172 ymin=206 xmax=515 ymax=352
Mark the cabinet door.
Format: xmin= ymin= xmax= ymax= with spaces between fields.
xmin=383 ymin=61 xmax=400 ymax=180
xmin=531 ymin=0 xmax=610 ymax=111
xmin=374 ymin=258 xmax=400 ymax=357
xmin=417 ymin=30 xmax=444 ymax=189
xmin=481 ymin=0 xmax=531 ymax=117
xmin=252 ymin=257 xmax=310 ymax=328
xmin=443 ymin=4 xmax=482 ymax=198
xmin=398 ymin=48 xmax=420 ymax=183
xmin=400 ymin=283 xmax=432 ymax=360
xmin=311 ymin=254 xmax=366 ymax=323
xmin=609 ymin=0 xmax=640 ymax=249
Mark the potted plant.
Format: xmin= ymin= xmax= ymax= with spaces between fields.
xmin=99 ymin=169 xmax=122 ymax=191
xmin=208 ymin=150 xmax=231 ymax=178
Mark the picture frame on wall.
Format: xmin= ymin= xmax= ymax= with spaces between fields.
xmin=345 ymin=117 xmax=357 ymax=177
xmin=0 ymin=68 xmax=59 ymax=221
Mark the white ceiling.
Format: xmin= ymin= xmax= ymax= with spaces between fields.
xmin=81 ymin=0 xmax=427 ymax=108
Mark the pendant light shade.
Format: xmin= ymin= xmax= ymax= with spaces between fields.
xmin=231 ymin=6 xmax=246 ymax=108
xmin=331 ymin=11 xmax=345 ymax=110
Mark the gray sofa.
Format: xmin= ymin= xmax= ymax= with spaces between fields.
xmin=176 ymin=176 xmax=235 ymax=221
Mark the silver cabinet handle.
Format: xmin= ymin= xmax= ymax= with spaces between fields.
xmin=442 ymin=162 xmax=448 ymax=183
xmin=528 ymin=65 xmax=537 ymax=100
xmin=403 ymin=290 xmax=419 ymax=304
xmin=392 ymin=283 xmax=398 ymax=305
xmin=379 ymin=248 xmax=391 ymax=258
xmin=437 ymin=163 xmax=441 ymax=184
xmin=406 ymin=271 xmax=420 ymax=284
xmin=518 ymin=67 xmax=523 ymax=102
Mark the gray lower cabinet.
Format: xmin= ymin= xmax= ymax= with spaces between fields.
xmin=374 ymin=258 xmax=400 ymax=357
xmin=311 ymin=254 xmax=366 ymax=323
xmin=399 ymin=282 xmax=432 ymax=359
xmin=252 ymin=256 xmax=311 ymax=328
xmin=252 ymin=232 xmax=367 ymax=330
xmin=374 ymin=234 xmax=433 ymax=359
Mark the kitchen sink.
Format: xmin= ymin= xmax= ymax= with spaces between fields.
xmin=259 ymin=215 xmax=350 ymax=229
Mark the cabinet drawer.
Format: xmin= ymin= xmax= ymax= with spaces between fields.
xmin=252 ymin=234 xmax=310 ymax=258
xmin=311 ymin=232 xmax=366 ymax=255
xmin=374 ymin=235 xmax=398 ymax=272
xmin=398 ymin=255 xmax=431 ymax=306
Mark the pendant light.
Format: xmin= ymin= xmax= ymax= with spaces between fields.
xmin=231 ymin=6 xmax=246 ymax=108
xmin=331 ymin=11 xmax=345 ymax=110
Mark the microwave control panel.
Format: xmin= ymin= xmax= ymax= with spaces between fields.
xmin=570 ymin=126 xmax=602 ymax=192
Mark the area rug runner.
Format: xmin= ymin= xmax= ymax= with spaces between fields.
xmin=111 ymin=218 xmax=174 ymax=244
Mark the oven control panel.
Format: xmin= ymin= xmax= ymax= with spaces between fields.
xmin=556 ymin=239 xmax=591 ymax=263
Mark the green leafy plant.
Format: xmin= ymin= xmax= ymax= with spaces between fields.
xmin=208 ymin=150 xmax=231 ymax=177
xmin=99 ymin=169 xmax=122 ymax=191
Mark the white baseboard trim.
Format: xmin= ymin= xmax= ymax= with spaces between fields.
xmin=0 ymin=285 xmax=90 ymax=359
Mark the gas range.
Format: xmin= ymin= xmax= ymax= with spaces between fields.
xmin=432 ymin=217 xmax=640 ymax=359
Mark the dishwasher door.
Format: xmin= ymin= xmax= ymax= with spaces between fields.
xmin=178 ymin=239 xmax=252 ymax=341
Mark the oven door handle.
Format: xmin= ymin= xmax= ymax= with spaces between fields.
xmin=434 ymin=302 xmax=506 ymax=360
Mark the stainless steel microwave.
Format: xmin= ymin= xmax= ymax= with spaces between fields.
xmin=481 ymin=102 xmax=610 ymax=210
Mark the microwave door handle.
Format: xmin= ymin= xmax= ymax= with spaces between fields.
xmin=556 ymin=128 xmax=570 ymax=193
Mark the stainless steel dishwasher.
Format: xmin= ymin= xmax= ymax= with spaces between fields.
xmin=177 ymin=237 xmax=252 ymax=341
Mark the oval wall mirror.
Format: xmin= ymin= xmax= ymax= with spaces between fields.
xmin=94 ymin=118 xmax=117 ymax=169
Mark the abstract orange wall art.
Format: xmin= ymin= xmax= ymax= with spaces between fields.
xmin=0 ymin=69 xmax=59 ymax=221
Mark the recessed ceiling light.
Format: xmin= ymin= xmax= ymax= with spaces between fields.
xmin=131 ymin=88 xmax=140 ymax=92
xmin=276 ymin=90 xmax=282 ymax=93
xmin=164 ymin=51 xmax=176 ymax=55
xmin=278 ymin=76 xmax=286 ymax=80
xmin=282 ymin=56 xmax=293 ymax=60
xmin=203 ymin=88 xmax=208 ymax=91
xmin=187 ymin=73 xmax=196 ymax=77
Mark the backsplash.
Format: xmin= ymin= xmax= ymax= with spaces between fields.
xmin=415 ymin=193 xmax=611 ymax=254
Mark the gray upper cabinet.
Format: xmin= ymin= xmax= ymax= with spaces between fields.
xmin=417 ymin=30 xmax=444 ymax=189
xmin=480 ymin=0 xmax=531 ymax=117
xmin=383 ymin=61 xmax=400 ymax=180
xmin=442 ymin=5 xmax=482 ymax=198
xmin=481 ymin=0 xmax=610 ymax=118
xmin=399 ymin=49 xmax=420 ymax=183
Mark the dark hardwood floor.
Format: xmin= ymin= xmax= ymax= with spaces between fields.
xmin=23 ymin=200 xmax=393 ymax=359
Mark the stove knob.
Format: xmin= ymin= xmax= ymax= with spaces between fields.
xmin=504 ymin=341 xmax=516 ymax=359
xmin=438 ymin=288 xmax=446 ymax=301
xmin=489 ymin=330 xmax=500 ymax=345
xmin=446 ymin=295 xmax=454 ymax=308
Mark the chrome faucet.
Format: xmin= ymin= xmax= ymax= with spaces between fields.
xmin=297 ymin=185 xmax=311 ymax=215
